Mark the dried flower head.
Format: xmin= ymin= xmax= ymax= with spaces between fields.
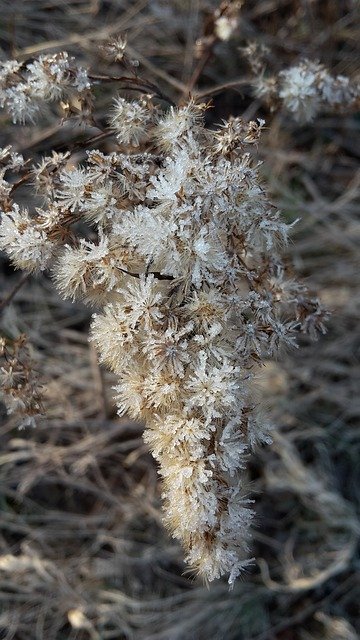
xmin=0 ymin=334 xmax=44 ymax=429
xmin=109 ymin=96 xmax=151 ymax=146
xmin=0 ymin=52 xmax=89 ymax=123
xmin=251 ymin=58 xmax=360 ymax=122
xmin=102 ymin=35 xmax=128 ymax=62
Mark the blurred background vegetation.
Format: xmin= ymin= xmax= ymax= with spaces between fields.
xmin=0 ymin=1 xmax=359 ymax=638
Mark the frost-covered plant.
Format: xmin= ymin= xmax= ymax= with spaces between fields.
xmin=277 ymin=60 xmax=359 ymax=122
xmin=0 ymin=52 xmax=90 ymax=123
xmin=0 ymin=52 xmax=327 ymax=585
xmin=244 ymin=46 xmax=360 ymax=122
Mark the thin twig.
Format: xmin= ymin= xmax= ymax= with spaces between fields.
xmin=88 ymin=73 xmax=175 ymax=106
xmin=196 ymin=77 xmax=251 ymax=99
xmin=0 ymin=273 xmax=29 ymax=313
xmin=89 ymin=343 xmax=111 ymax=420
xmin=181 ymin=0 xmax=234 ymax=98
xmin=9 ymin=171 xmax=33 ymax=195
xmin=185 ymin=44 xmax=216 ymax=96
xmin=117 ymin=266 xmax=174 ymax=281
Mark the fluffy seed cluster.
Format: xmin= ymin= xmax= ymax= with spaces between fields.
xmin=0 ymin=54 xmax=327 ymax=584
xmin=245 ymin=50 xmax=360 ymax=122
xmin=277 ymin=60 xmax=360 ymax=122
xmin=0 ymin=52 xmax=90 ymax=123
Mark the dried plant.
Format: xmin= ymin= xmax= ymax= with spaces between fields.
xmin=243 ymin=48 xmax=360 ymax=122
xmin=0 ymin=45 xmax=328 ymax=586
xmin=0 ymin=333 xmax=44 ymax=428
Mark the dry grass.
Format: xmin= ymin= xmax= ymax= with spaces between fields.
xmin=0 ymin=1 xmax=359 ymax=638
